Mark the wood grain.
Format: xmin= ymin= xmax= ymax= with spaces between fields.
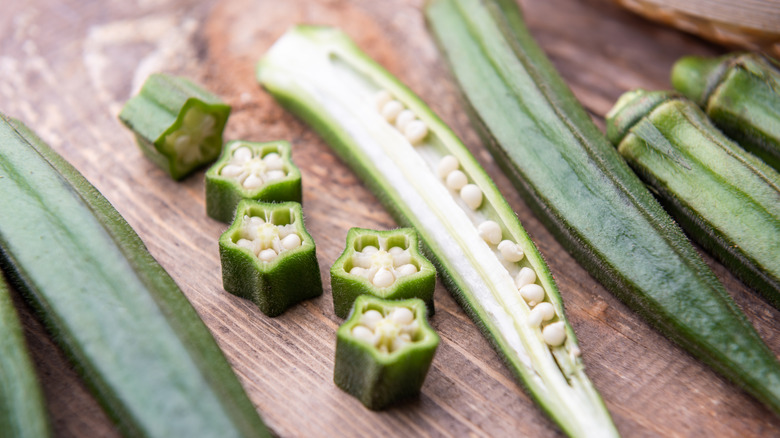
xmin=2 ymin=0 xmax=779 ymax=436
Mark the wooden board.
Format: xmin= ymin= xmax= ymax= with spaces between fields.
xmin=2 ymin=0 xmax=779 ymax=436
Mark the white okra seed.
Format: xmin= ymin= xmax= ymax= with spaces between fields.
xmin=352 ymin=325 xmax=375 ymax=343
xmin=528 ymin=302 xmax=555 ymax=328
xmin=258 ymin=248 xmax=277 ymax=262
xmin=390 ymin=307 xmax=414 ymax=325
xmin=437 ymin=155 xmax=459 ymax=179
xmin=360 ymin=310 xmax=383 ymax=330
xmin=242 ymin=173 xmax=264 ymax=190
xmin=266 ymin=170 xmax=286 ymax=181
xmin=372 ymin=268 xmax=395 ymax=288
xmin=519 ymin=284 xmax=545 ymax=306
xmin=446 ymin=170 xmax=468 ymax=190
xmin=404 ymin=120 xmax=428 ymax=145
xmin=361 ymin=245 xmax=379 ymax=255
xmin=477 ymin=221 xmax=502 ymax=245
xmin=460 ymin=184 xmax=483 ymax=210
xmin=388 ymin=246 xmax=404 ymax=256
xmin=542 ymin=321 xmax=567 ymax=347
xmin=498 ymin=240 xmax=524 ymax=262
xmin=233 ymin=146 xmax=253 ymax=162
xmin=374 ymin=90 xmax=392 ymax=111
xmin=263 ymin=153 xmax=284 ymax=170
xmin=220 ymin=164 xmax=243 ymax=178
xmin=396 ymin=263 xmax=417 ymax=277
xmin=349 ymin=266 xmax=367 ymax=277
xmin=201 ymin=115 xmax=216 ymax=132
xmin=281 ymin=233 xmax=302 ymax=250
xmin=515 ymin=267 xmax=536 ymax=288
xmin=381 ymin=100 xmax=404 ymax=122
xmin=395 ymin=110 xmax=415 ymax=131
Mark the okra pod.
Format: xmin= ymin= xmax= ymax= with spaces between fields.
xmin=0 ymin=114 xmax=270 ymax=437
xmin=206 ymin=140 xmax=302 ymax=223
xmin=607 ymin=89 xmax=780 ymax=307
xmin=219 ymin=200 xmax=322 ymax=317
xmin=672 ymin=53 xmax=780 ymax=171
xmin=119 ymin=73 xmax=231 ymax=180
xmin=426 ymin=0 xmax=780 ymax=415
xmin=331 ymin=227 xmax=436 ymax=319
xmin=334 ymin=295 xmax=439 ymax=410
xmin=257 ymin=26 xmax=617 ymax=437
xmin=0 ymin=273 xmax=50 ymax=438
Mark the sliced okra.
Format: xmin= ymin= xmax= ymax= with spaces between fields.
xmin=119 ymin=73 xmax=230 ymax=180
xmin=257 ymin=25 xmax=615 ymax=436
xmin=206 ymin=140 xmax=302 ymax=223
xmin=219 ymin=200 xmax=322 ymax=316
xmin=330 ymin=228 xmax=436 ymax=318
xmin=334 ymin=295 xmax=439 ymax=410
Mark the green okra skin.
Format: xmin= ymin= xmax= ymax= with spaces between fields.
xmin=0 ymin=273 xmax=51 ymax=438
xmin=219 ymin=200 xmax=322 ymax=317
xmin=426 ymin=0 xmax=780 ymax=416
xmin=672 ymin=53 xmax=780 ymax=171
xmin=258 ymin=25 xmax=618 ymax=437
xmin=331 ymin=228 xmax=436 ymax=319
xmin=119 ymin=73 xmax=231 ymax=180
xmin=607 ymin=90 xmax=780 ymax=306
xmin=0 ymin=113 xmax=270 ymax=438
xmin=206 ymin=140 xmax=302 ymax=223
xmin=334 ymin=295 xmax=439 ymax=410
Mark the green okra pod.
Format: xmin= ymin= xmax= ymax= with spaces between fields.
xmin=206 ymin=140 xmax=302 ymax=223
xmin=119 ymin=73 xmax=231 ymax=180
xmin=330 ymin=227 xmax=436 ymax=319
xmin=0 ymin=113 xmax=270 ymax=437
xmin=607 ymin=90 xmax=780 ymax=306
xmin=426 ymin=0 xmax=780 ymax=416
xmin=0 ymin=273 xmax=50 ymax=438
xmin=258 ymin=25 xmax=617 ymax=437
xmin=334 ymin=295 xmax=439 ymax=410
xmin=672 ymin=53 xmax=780 ymax=171
xmin=219 ymin=200 xmax=322 ymax=317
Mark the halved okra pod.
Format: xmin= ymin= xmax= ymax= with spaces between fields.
xmin=426 ymin=0 xmax=780 ymax=416
xmin=607 ymin=89 xmax=780 ymax=307
xmin=119 ymin=73 xmax=231 ymax=180
xmin=334 ymin=295 xmax=439 ymax=410
xmin=257 ymin=25 xmax=617 ymax=437
xmin=331 ymin=228 xmax=436 ymax=318
xmin=0 ymin=273 xmax=50 ymax=438
xmin=206 ymin=140 xmax=302 ymax=223
xmin=672 ymin=53 xmax=780 ymax=172
xmin=219 ymin=200 xmax=322 ymax=316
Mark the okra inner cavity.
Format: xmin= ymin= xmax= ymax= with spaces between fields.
xmin=351 ymin=305 xmax=422 ymax=354
xmin=347 ymin=235 xmax=419 ymax=288
xmin=164 ymin=104 xmax=218 ymax=166
xmin=218 ymin=142 xmax=290 ymax=190
xmin=231 ymin=209 xmax=303 ymax=262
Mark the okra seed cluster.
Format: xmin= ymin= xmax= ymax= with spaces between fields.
xmin=515 ymin=266 xmax=565 ymax=346
xmin=219 ymin=145 xmax=288 ymax=190
xmin=351 ymin=307 xmax=420 ymax=353
xmin=374 ymin=90 xmax=429 ymax=145
xmin=350 ymin=244 xmax=418 ymax=288
xmin=165 ymin=107 xmax=217 ymax=165
xmin=235 ymin=214 xmax=302 ymax=262
xmin=436 ymin=154 xmax=483 ymax=210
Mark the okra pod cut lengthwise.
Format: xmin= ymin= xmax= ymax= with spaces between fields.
xmin=0 ymin=114 xmax=270 ymax=438
xmin=426 ymin=0 xmax=780 ymax=414
xmin=257 ymin=26 xmax=618 ymax=437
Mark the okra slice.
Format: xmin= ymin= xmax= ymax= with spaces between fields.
xmin=119 ymin=73 xmax=230 ymax=180
xmin=206 ymin=140 xmax=302 ymax=223
xmin=607 ymin=89 xmax=780 ymax=307
xmin=672 ymin=53 xmax=780 ymax=171
xmin=219 ymin=200 xmax=322 ymax=316
xmin=257 ymin=26 xmax=617 ymax=436
xmin=331 ymin=228 xmax=436 ymax=318
xmin=334 ymin=295 xmax=439 ymax=410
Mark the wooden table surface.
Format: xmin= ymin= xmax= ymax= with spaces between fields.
xmin=3 ymin=0 xmax=779 ymax=436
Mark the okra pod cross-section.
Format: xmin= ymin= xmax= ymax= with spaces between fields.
xmin=257 ymin=26 xmax=617 ymax=437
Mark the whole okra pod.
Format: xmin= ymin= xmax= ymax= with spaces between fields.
xmin=607 ymin=90 xmax=780 ymax=306
xmin=426 ymin=0 xmax=780 ymax=416
xmin=672 ymin=53 xmax=780 ymax=171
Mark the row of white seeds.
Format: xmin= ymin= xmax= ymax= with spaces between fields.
xmin=436 ymin=155 xmax=483 ymax=210
xmin=375 ymin=90 xmax=429 ymax=145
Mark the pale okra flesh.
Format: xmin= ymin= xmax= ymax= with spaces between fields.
xmin=257 ymin=26 xmax=617 ymax=437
